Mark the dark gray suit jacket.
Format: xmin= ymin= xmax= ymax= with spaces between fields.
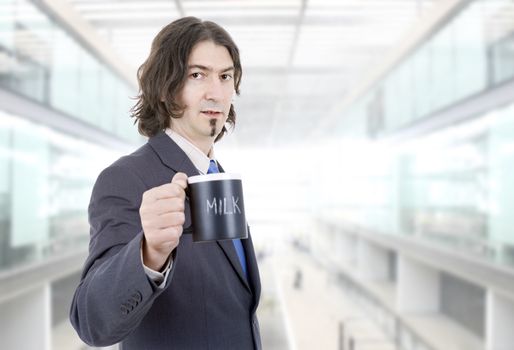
xmin=70 ymin=132 xmax=261 ymax=350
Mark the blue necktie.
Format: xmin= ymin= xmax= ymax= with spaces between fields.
xmin=207 ymin=159 xmax=248 ymax=279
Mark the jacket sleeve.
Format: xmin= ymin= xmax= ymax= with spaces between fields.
xmin=69 ymin=165 xmax=176 ymax=347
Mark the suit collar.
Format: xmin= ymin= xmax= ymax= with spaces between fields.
xmin=165 ymin=128 xmax=214 ymax=174
xmin=149 ymin=130 xmax=227 ymax=176
xmin=148 ymin=131 xmax=199 ymax=177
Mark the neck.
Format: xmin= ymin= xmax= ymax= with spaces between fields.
xmin=194 ymin=139 xmax=213 ymax=157
xmin=170 ymin=126 xmax=214 ymax=156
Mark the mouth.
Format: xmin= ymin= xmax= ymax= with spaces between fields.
xmin=201 ymin=110 xmax=223 ymax=118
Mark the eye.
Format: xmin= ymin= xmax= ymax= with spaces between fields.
xmin=190 ymin=72 xmax=204 ymax=79
xmin=220 ymin=74 xmax=233 ymax=81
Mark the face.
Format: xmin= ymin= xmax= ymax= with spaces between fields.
xmin=171 ymin=40 xmax=235 ymax=148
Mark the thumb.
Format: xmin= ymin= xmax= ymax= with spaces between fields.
xmin=171 ymin=172 xmax=188 ymax=190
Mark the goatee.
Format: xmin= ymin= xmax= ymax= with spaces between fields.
xmin=209 ymin=119 xmax=217 ymax=137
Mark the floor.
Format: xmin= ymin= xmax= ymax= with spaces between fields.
xmin=53 ymin=243 xmax=398 ymax=350
xmin=261 ymin=244 xmax=398 ymax=350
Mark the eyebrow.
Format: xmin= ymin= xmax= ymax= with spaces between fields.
xmin=188 ymin=64 xmax=235 ymax=73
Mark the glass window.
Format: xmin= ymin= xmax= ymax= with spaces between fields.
xmin=11 ymin=124 xmax=50 ymax=252
xmin=483 ymin=0 xmax=514 ymax=85
xmin=429 ymin=22 xmax=455 ymax=112
xmin=487 ymin=103 xmax=514 ymax=263
xmin=0 ymin=0 xmax=15 ymax=50
xmin=382 ymin=73 xmax=397 ymax=132
xmin=50 ymin=30 xmax=79 ymax=116
xmin=391 ymin=61 xmax=414 ymax=128
xmin=0 ymin=115 xmax=11 ymax=268
xmin=453 ymin=1 xmax=487 ymax=100
xmin=0 ymin=0 xmax=138 ymax=144
xmin=0 ymin=112 xmax=121 ymax=273
xmin=78 ymin=50 xmax=101 ymax=125
xmin=98 ymin=64 xmax=116 ymax=132
xmin=489 ymin=33 xmax=514 ymax=84
xmin=412 ymin=44 xmax=432 ymax=120
xmin=11 ymin=0 xmax=52 ymax=102
xmin=116 ymin=84 xmax=138 ymax=141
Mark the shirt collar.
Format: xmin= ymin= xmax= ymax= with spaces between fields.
xmin=165 ymin=128 xmax=214 ymax=175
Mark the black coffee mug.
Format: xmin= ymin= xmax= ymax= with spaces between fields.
xmin=187 ymin=173 xmax=248 ymax=242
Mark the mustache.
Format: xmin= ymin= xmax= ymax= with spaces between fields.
xmin=200 ymin=101 xmax=224 ymax=112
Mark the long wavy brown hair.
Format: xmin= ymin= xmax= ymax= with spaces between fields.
xmin=131 ymin=17 xmax=242 ymax=142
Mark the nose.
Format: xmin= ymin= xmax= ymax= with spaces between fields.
xmin=204 ymin=76 xmax=224 ymax=101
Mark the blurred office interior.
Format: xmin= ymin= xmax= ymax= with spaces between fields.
xmin=1 ymin=0 xmax=514 ymax=349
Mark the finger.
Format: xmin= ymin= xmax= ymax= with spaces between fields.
xmin=155 ymin=212 xmax=185 ymax=229
xmin=151 ymin=197 xmax=185 ymax=214
xmin=171 ymin=172 xmax=188 ymax=190
xmin=150 ymin=183 xmax=185 ymax=200
xmin=156 ymin=225 xmax=184 ymax=240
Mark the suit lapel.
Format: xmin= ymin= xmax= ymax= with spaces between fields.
xmin=242 ymin=229 xmax=261 ymax=311
xmin=217 ymin=240 xmax=251 ymax=292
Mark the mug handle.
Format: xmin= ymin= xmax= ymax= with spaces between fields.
xmin=182 ymin=189 xmax=194 ymax=234
xmin=183 ymin=224 xmax=194 ymax=235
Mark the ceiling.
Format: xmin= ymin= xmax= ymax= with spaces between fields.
xmin=65 ymin=0 xmax=438 ymax=148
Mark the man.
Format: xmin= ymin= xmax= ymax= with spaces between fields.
xmin=70 ymin=17 xmax=261 ymax=350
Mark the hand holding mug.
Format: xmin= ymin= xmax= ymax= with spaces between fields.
xmin=140 ymin=172 xmax=188 ymax=271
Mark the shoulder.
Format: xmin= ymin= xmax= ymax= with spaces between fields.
xmin=113 ymin=142 xmax=157 ymax=172
xmin=93 ymin=143 xmax=153 ymax=188
xmin=95 ymin=140 xmax=174 ymax=192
